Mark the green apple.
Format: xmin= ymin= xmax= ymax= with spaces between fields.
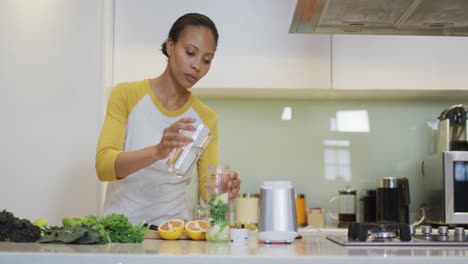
xmin=32 ymin=217 xmax=48 ymax=228
xmin=62 ymin=217 xmax=83 ymax=227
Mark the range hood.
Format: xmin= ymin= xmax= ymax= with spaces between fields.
xmin=289 ymin=0 xmax=468 ymax=36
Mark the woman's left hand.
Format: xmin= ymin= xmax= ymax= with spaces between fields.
xmin=227 ymin=171 xmax=241 ymax=203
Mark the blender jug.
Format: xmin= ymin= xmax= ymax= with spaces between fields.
xmin=328 ymin=186 xmax=357 ymax=228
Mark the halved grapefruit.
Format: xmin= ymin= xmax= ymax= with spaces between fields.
xmin=185 ymin=220 xmax=209 ymax=240
xmin=158 ymin=219 xmax=185 ymax=240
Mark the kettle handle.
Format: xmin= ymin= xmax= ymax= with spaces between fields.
xmin=327 ymin=196 xmax=339 ymax=220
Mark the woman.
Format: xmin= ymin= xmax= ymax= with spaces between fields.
xmin=96 ymin=13 xmax=240 ymax=225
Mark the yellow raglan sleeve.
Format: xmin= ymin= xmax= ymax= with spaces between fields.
xmin=195 ymin=102 xmax=220 ymax=203
xmin=95 ymin=83 xmax=128 ymax=181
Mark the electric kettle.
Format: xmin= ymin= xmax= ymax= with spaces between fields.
xmin=376 ymin=177 xmax=410 ymax=224
xmin=258 ymin=181 xmax=298 ymax=244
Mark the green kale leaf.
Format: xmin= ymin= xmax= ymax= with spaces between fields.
xmin=0 ymin=209 xmax=41 ymax=242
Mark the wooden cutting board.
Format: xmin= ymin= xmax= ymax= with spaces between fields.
xmin=145 ymin=230 xmax=191 ymax=240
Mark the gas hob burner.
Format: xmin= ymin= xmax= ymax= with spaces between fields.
xmin=371 ymin=230 xmax=397 ymax=239
xmin=327 ymin=224 xmax=468 ymax=246
xmin=348 ymin=222 xmax=412 ymax=242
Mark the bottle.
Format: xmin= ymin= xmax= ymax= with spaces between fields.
xmin=295 ymin=193 xmax=306 ymax=227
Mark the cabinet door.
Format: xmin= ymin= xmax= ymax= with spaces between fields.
xmin=113 ymin=0 xmax=331 ymax=89
xmin=332 ymin=35 xmax=468 ymax=90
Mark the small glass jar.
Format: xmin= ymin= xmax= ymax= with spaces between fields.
xmin=206 ymin=165 xmax=231 ymax=242
xmin=235 ymin=193 xmax=259 ymax=226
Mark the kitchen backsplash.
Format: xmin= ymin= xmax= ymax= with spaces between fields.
xmin=186 ymin=97 xmax=462 ymax=226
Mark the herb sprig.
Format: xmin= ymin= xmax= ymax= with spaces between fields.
xmin=208 ymin=194 xmax=229 ymax=226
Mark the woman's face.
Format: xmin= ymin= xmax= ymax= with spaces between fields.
xmin=166 ymin=25 xmax=216 ymax=89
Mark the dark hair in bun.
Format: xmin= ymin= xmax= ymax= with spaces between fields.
xmin=161 ymin=13 xmax=219 ymax=57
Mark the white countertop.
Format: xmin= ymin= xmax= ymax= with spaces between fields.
xmin=1 ymin=229 xmax=467 ymax=264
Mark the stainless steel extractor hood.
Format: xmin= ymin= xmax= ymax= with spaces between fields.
xmin=289 ymin=0 xmax=468 ymax=36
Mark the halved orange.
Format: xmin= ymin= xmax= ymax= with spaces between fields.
xmin=158 ymin=219 xmax=185 ymax=240
xmin=185 ymin=220 xmax=209 ymax=240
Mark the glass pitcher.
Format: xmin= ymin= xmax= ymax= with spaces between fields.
xmin=328 ymin=186 xmax=357 ymax=228
xmin=206 ymin=165 xmax=231 ymax=242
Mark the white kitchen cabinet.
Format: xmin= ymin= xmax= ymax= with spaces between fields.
xmin=332 ymin=35 xmax=468 ymax=90
xmin=113 ymin=0 xmax=331 ymax=90
xmin=115 ymin=0 xmax=468 ymax=99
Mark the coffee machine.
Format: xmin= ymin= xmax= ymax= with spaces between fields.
xmin=437 ymin=104 xmax=468 ymax=152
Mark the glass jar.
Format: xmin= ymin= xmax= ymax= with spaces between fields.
xmin=206 ymin=165 xmax=231 ymax=242
xmin=235 ymin=193 xmax=259 ymax=226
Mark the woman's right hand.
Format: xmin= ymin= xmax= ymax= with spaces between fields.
xmin=156 ymin=117 xmax=196 ymax=159
xmin=113 ymin=118 xmax=196 ymax=180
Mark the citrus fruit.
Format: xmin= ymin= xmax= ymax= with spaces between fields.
xmin=232 ymin=221 xmax=257 ymax=231
xmin=158 ymin=219 xmax=185 ymax=240
xmin=185 ymin=220 xmax=208 ymax=240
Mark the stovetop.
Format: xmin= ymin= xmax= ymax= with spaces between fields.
xmin=326 ymin=223 xmax=468 ymax=246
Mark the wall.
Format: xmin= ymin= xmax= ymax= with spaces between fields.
xmin=202 ymin=98 xmax=460 ymax=225
xmin=111 ymin=0 xmax=468 ymax=225
xmin=113 ymin=0 xmax=331 ymax=89
xmin=1 ymin=0 xmax=465 ymax=228
xmin=0 ymin=0 xmax=105 ymax=225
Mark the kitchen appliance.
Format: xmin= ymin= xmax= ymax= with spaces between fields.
xmin=326 ymin=222 xmax=468 ymax=246
xmin=290 ymin=0 xmax=468 ymax=36
xmin=328 ymin=186 xmax=357 ymax=228
xmin=421 ymin=151 xmax=468 ymax=226
xmin=361 ymin=190 xmax=377 ymax=222
xmin=437 ymin=104 xmax=468 ymax=153
xmin=258 ymin=181 xmax=298 ymax=244
xmin=376 ymin=177 xmax=410 ymax=224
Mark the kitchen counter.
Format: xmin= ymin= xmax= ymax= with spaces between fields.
xmin=1 ymin=230 xmax=467 ymax=264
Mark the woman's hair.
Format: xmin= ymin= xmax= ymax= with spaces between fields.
xmin=161 ymin=13 xmax=219 ymax=57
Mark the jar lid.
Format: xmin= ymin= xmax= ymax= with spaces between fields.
xmin=380 ymin=177 xmax=399 ymax=188
xmin=238 ymin=193 xmax=260 ymax=198
xmin=295 ymin=193 xmax=306 ymax=198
